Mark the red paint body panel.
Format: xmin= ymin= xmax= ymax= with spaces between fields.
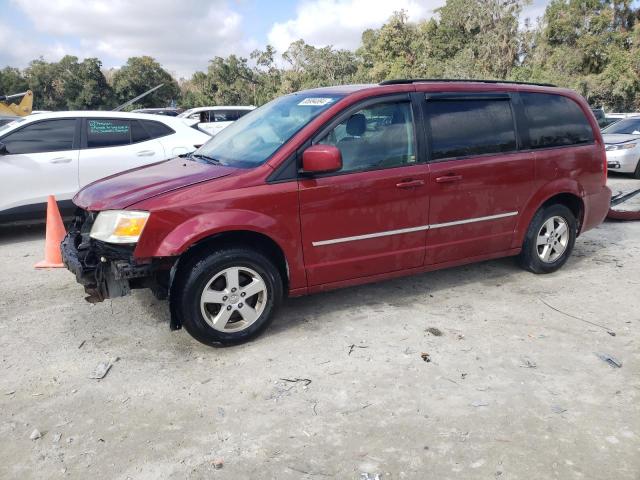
xmin=72 ymin=81 xmax=611 ymax=298
xmin=427 ymin=151 xmax=534 ymax=264
xmin=74 ymin=157 xmax=238 ymax=211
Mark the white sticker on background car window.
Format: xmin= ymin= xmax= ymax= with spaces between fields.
xmin=298 ymin=98 xmax=335 ymax=106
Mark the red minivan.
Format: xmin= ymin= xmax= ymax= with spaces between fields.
xmin=62 ymin=80 xmax=611 ymax=346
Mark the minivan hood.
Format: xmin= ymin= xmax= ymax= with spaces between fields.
xmin=602 ymin=133 xmax=640 ymax=144
xmin=74 ymin=157 xmax=238 ymax=211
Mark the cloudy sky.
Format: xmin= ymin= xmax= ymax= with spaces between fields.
xmin=0 ymin=0 xmax=550 ymax=79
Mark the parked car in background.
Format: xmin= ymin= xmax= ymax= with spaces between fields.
xmin=62 ymin=80 xmax=610 ymax=346
xmin=178 ymin=106 xmax=255 ymax=136
xmin=0 ymin=111 xmax=210 ymax=222
xmin=603 ymin=116 xmax=640 ymax=178
xmin=0 ymin=115 xmax=17 ymax=127
xmin=131 ymin=107 xmax=183 ymax=117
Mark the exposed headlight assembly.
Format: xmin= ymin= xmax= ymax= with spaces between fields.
xmin=90 ymin=210 xmax=150 ymax=244
xmin=605 ymin=142 xmax=637 ymax=151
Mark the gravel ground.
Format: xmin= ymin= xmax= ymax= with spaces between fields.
xmin=0 ymin=175 xmax=639 ymax=479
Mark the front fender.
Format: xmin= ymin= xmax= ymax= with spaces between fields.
xmin=511 ymin=179 xmax=584 ymax=249
xmin=133 ymin=208 xmax=306 ymax=290
xmin=148 ymin=209 xmax=281 ymax=257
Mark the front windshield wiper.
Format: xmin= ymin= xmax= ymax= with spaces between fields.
xmin=190 ymin=153 xmax=225 ymax=166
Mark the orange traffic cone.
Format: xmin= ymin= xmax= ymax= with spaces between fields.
xmin=34 ymin=195 xmax=67 ymax=269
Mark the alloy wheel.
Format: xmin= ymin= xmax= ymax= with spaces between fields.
xmin=199 ymin=266 xmax=268 ymax=332
xmin=536 ymin=216 xmax=569 ymax=263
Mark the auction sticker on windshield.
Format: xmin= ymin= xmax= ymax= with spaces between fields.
xmin=298 ymin=97 xmax=335 ymax=106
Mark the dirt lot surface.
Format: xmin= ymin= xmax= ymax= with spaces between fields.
xmin=1 ymin=176 xmax=639 ymax=480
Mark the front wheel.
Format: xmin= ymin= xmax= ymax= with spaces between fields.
xmin=518 ymin=204 xmax=577 ymax=274
xmin=172 ymin=247 xmax=283 ymax=346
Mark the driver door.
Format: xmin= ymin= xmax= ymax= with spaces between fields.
xmin=0 ymin=118 xmax=79 ymax=213
xmin=298 ymin=96 xmax=430 ymax=287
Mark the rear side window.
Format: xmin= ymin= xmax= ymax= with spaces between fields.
xmin=87 ymin=119 xmax=130 ymax=148
xmin=1 ymin=119 xmax=76 ymax=154
xmin=521 ymin=93 xmax=594 ymax=149
xmin=427 ymin=99 xmax=517 ymax=160
xmin=140 ymin=120 xmax=174 ymax=139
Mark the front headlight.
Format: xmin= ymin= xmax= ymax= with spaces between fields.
xmin=90 ymin=210 xmax=150 ymax=244
xmin=606 ymin=143 xmax=637 ymax=151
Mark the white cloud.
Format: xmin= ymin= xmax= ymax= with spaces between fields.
xmin=268 ymin=0 xmax=443 ymax=53
xmin=0 ymin=19 xmax=70 ymax=70
xmin=9 ymin=0 xmax=253 ymax=78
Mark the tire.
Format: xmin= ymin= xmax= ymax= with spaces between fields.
xmin=518 ymin=203 xmax=577 ymax=274
xmin=633 ymin=158 xmax=640 ymax=179
xmin=171 ymin=247 xmax=283 ymax=346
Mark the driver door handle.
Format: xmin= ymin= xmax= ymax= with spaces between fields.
xmin=50 ymin=157 xmax=72 ymax=164
xmin=137 ymin=150 xmax=155 ymax=157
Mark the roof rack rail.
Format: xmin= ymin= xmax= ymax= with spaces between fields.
xmin=379 ymin=78 xmax=557 ymax=88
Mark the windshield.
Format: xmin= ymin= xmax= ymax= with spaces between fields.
xmin=603 ymin=118 xmax=640 ymax=135
xmin=193 ymin=93 xmax=344 ymax=168
xmin=0 ymin=117 xmax=25 ymax=135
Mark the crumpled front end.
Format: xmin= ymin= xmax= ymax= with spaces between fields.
xmin=61 ymin=209 xmax=169 ymax=303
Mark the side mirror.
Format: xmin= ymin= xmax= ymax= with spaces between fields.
xmin=0 ymin=142 xmax=7 ymax=155
xmin=302 ymin=144 xmax=342 ymax=174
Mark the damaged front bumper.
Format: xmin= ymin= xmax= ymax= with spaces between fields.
xmin=61 ymin=210 xmax=167 ymax=303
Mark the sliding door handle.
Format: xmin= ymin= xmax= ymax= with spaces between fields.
xmin=435 ymin=174 xmax=463 ymax=183
xmin=396 ymin=179 xmax=425 ymax=189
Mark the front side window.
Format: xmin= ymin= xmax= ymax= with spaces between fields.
xmin=427 ymin=99 xmax=517 ymax=160
xmin=195 ymin=93 xmax=344 ymax=168
xmin=1 ymin=119 xmax=76 ymax=154
xmin=603 ymin=118 xmax=640 ymax=135
xmin=87 ymin=119 xmax=131 ymax=148
xmin=521 ymin=93 xmax=594 ymax=148
xmin=318 ymin=101 xmax=416 ymax=172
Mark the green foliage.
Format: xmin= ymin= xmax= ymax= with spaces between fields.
xmin=0 ymin=67 xmax=29 ymax=96
xmin=22 ymin=56 xmax=113 ymax=110
xmin=2 ymin=0 xmax=639 ymax=111
xmin=111 ymin=56 xmax=180 ymax=109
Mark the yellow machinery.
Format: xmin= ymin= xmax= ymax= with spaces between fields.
xmin=0 ymin=90 xmax=33 ymax=116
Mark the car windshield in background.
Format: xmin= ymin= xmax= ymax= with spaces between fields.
xmin=602 ymin=118 xmax=640 ymax=135
xmin=0 ymin=117 xmax=25 ymax=134
xmin=194 ymin=94 xmax=344 ymax=168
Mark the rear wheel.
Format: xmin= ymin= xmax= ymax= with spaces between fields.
xmin=518 ymin=204 xmax=577 ymax=274
xmin=172 ymin=247 xmax=283 ymax=346
xmin=632 ymin=157 xmax=640 ymax=179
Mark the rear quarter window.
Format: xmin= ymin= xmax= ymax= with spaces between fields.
xmin=521 ymin=93 xmax=594 ymax=149
xmin=141 ymin=120 xmax=174 ymax=139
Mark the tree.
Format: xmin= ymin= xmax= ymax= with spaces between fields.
xmin=516 ymin=0 xmax=640 ymax=110
xmin=0 ymin=67 xmax=28 ymax=96
xmin=281 ymin=40 xmax=359 ymax=92
xmin=110 ymin=56 xmax=180 ymax=109
xmin=22 ymin=56 xmax=113 ymax=110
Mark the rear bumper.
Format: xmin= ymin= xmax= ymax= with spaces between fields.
xmin=581 ymin=185 xmax=612 ymax=233
xmin=61 ymin=210 xmax=163 ymax=303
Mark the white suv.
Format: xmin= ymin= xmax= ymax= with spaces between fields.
xmin=178 ymin=106 xmax=255 ymax=136
xmin=0 ymin=111 xmax=210 ymax=222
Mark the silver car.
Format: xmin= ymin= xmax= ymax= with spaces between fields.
xmin=603 ymin=117 xmax=640 ymax=178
